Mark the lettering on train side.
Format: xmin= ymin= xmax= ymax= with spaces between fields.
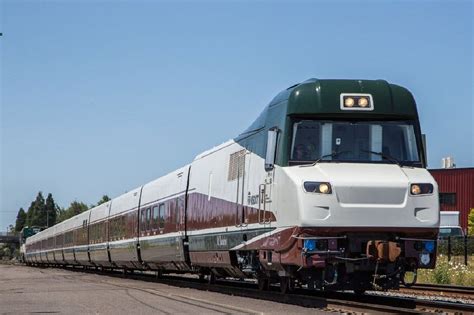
xmin=216 ymin=235 xmax=227 ymax=247
xmin=247 ymin=192 xmax=259 ymax=205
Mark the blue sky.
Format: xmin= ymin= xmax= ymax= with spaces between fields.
xmin=0 ymin=1 xmax=472 ymax=229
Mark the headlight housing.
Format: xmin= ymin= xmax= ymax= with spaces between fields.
xmin=410 ymin=183 xmax=434 ymax=195
xmin=304 ymin=182 xmax=332 ymax=194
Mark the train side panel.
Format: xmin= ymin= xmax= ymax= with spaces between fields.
xmin=186 ymin=140 xmax=273 ymax=276
xmin=53 ymin=224 xmax=65 ymax=265
xmin=89 ymin=201 xmax=112 ymax=267
xmin=74 ymin=210 xmax=93 ymax=265
xmin=108 ymin=188 xmax=141 ymax=269
xmin=139 ymin=166 xmax=189 ymax=271
xmin=61 ymin=218 xmax=78 ymax=265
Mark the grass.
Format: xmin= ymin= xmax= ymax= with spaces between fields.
xmin=417 ymin=255 xmax=474 ymax=286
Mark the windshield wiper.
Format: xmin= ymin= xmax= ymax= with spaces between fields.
xmin=310 ymin=150 xmax=351 ymax=166
xmin=361 ymin=150 xmax=401 ymax=166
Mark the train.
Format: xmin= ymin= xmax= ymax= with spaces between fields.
xmin=23 ymin=78 xmax=440 ymax=293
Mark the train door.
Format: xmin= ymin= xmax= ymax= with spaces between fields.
xmin=177 ymin=167 xmax=188 ymax=237
xmin=235 ymin=149 xmax=248 ymax=228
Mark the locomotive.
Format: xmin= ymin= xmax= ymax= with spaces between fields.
xmin=24 ymin=79 xmax=439 ymax=293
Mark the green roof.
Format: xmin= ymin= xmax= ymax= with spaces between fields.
xmin=276 ymin=78 xmax=419 ymax=118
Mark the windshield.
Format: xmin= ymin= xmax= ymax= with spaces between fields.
xmin=290 ymin=120 xmax=421 ymax=165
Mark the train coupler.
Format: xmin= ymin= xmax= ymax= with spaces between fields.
xmin=366 ymin=240 xmax=401 ymax=262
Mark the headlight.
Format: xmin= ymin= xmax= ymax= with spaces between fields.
xmin=341 ymin=94 xmax=373 ymax=110
xmin=304 ymin=182 xmax=332 ymax=194
xmin=410 ymin=183 xmax=434 ymax=195
xmin=358 ymin=97 xmax=369 ymax=107
xmin=411 ymin=184 xmax=421 ymax=195
xmin=344 ymin=97 xmax=354 ymax=107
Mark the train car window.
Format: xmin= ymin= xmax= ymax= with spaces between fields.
xmin=172 ymin=199 xmax=178 ymax=224
xmin=141 ymin=209 xmax=146 ymax=233
xmin=114 ymin=217 xmax=118 ymax=239
xmin=98 ymin=223 xmax=101 ymax=242
xmin=113 ymin=217 xmax=117 ymax=240
xmin=65 ymin=231 xmax=73 ymax=245
xmin=99 ymin=222 xmax=103 ymax=243
xmin=146 ymin=208 xmax=151 ymax=231
xmin=108 ymin=221 xmax=112 ymax=241
xmin=115 ymin=219 xmax=118 ymax=240
xmin=158 ymin=204 xmax=165 ymax=230
xmin=117 ymin=217 xmax=121 ymax=239
xmin=113 ymin=220 xmax=116 ymax=240
xmin=178 ymin=196 xmax=184 ymax=225
xmin=117 ymin=217 xmax=120 ymax=239
xmin=121 ymin=216 xmax=126 ymax=239
xmin=152 ymin=206 xmax=159 ymax=230
xmin=94 ymin=223 xmax=98 ymax=242
xmin=103 ymin=222 xmax=107 ymax=243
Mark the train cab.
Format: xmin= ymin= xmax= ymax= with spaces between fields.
xmin=249 ymin=79 xmax=439 ymax=291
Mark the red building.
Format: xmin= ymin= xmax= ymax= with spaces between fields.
xmin=429 ymin=168 xmax=474 ymax=232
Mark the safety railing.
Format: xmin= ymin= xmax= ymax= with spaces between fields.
xmin=437 ymin=236 xmax=474 ymax=265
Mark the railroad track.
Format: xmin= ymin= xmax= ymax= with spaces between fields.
xmin=397 ymin=282 xmax=474 ymax=301
xmin=409 ymin=283 xmax=474 ymax=295
xmin=48 ymin=265 xmax=474 ymax=314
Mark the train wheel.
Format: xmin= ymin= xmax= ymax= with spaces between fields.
xmin=208 ymin=273 xmax=216 ymax=284
xmin=280 ymin=277 xmax=295 ymax=294
xmin=307 ymin=278 xmax=318 ymax=290
xmin=198 ymin=274 xmax=205 ymax=282
xmin=353 ymin=288 xmax=366 ymax=295
xmin=257 ymin=276 xmax=269 ymax=291
xmin=155 ymin=270 xmax=163 ymax=279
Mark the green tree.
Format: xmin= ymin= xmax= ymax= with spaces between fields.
xmin=33 ymin=192 xmax=46 ymax=227
xmin=70 ymin=201 xmax=89 ymax=216
xmin=23 ymin=192 xmax=59 ymax=228
xmin=89 ymin=195 xmax=111 ymax=208
xmin=97 ymin=195 xmax=111 ymax=206
xmin=2 ymin=246 xmax=12 ymax=259
xmin=14 ymin=208 xmax=27 ymax=232
xmin=45 ymin=193 xmax=57 ymax=228
xmin=56 ymin=201 xmax=89 ymax=223
xmin=468 ymin=208 xmax=474 ymax=236
xmin=25 ymin=201 xmax=35 ymax=227
xmin=26 ymin=192 xmax=46 ymax=227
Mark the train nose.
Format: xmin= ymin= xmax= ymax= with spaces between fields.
xmin=317 ymin=163 xmax=409 ymax=206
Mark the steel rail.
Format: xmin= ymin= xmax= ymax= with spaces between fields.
xmin=398 ymin=282 xmax=474 ymax=299
xmin=410 ymin=283 xmax=474 ymax=294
